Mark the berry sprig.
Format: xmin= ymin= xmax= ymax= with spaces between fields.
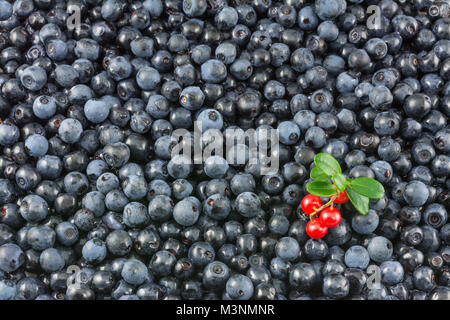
xmin=300 ymin=153 xmax=385 ymax=239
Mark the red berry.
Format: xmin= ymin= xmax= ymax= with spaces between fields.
xmin=319 ymin=207 xmax=342 ymax=228
xmin=306 ymin=219 xmax=328 ymax=239
xmin=301 ymin=194 xmax=323 ymax=214
xmin=334 ymin=191 xmax=349 ymax=204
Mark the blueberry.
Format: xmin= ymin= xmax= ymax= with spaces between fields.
xmin=323 ymin=54 xmax=345 ymax=76
xmin=380 ymin=261 xmax=404 ymax=285
xmin=270 ymin=257 xmax=291 ymax=280
xmin=16 ymin=276 xmax=48 ymax=300
xmin=277 ymin=121 xmax=300 ymax=145
xmin=102 ymin=142 xmax=130 ymax=168
xmin=423 ymin=204 xmax=447 ymax=228
xmin=297 ymin=6 xmax=318 ymax=31
xmin=0 ymin=280 xmax=16 ymax=300
xmin=19 ymin=195 xmax=48 ymax=223
xmin=197 ymin=109 xmax=224 ymax=133
xmin=39 ymin=248 xmax=65 ymax=272
xmin=202 ymin=156 xmax=228 ymax=179
xmin=121 ymin=259 xmax=149 ymax=285
xmin=203 ymin=261 xmax=230 ymax=290
xmin=45 ymin=39 xmax=68 ymax=61
xmin=136 ymin=67 xmax=160 ymax=91
xmin=191 ymin=45 xmax=212 ymax=65
xmin=167 ymin=34 xmax=189 ymax=54
xmin=183 ymin=0 xmax=207 ymax=17
xmin=26 ymin=225 xmax=55 ymax=251
xmin=226 ymin=274 xmax=254 ymax=300
xmin=413 ymin=266 xmax=435 ymax=291
xmin=189 ymin=241 xmax=215 ymax=268
xmin=148 ymin=195 xmax=174 ymax=222
xmin=431 ymin=155 xmax=450 ymax=177
xmin=352 ymin=210 xmax=380 ymax=235
xmin=344 ymin=245 xmax=370 ymax=269
xmin=106 ymin=230 xmax=132 ymax=257
xmin=434 ymin=128 xmax=450 ymax=152
xmin=172 ymin=179 xmax=194 ymax=200
xmin=55 ymin=222 xmax=78 ymax=247
xmin=230 ymin=173 xmax=255 ymax=195
xmin=440 ymin=224 xmax=450 ymax=245
xmin=134 ymin=229 xmax=161 ymax=256
xmin=289 ymin=262 xmax=317 ymax=291
xmin=275 ymin=237 xmax=300 ymax=262
xmin=122 ymin=175 xmax=147 ymax=201
xmin=429 ymin=287 xmax=450 ymax=300
xmin=370 ymin=160 xmax=393 ymax=184
xmin=149 ymin=250 xmax=177 ymax=277
xmin=167 ymin=155 xmax=192 ymax=179
xmin=15 ymin=164 xmax=41 ymax=191
xmin=20 ymin=66 xmax=47 ymax=91
xmin=264 ymin=80 xmax=285 ymax=101
xmin=322 ymin=274 xmax=349 ymax=299
xmin=234 ymin=192 xmax=261 ymax=218
xmin=180 ymin=86 xmax=205 ymax=111
xmin=215 ymin=42 xmax=237 ymax=65
xmin=201 ymin=59 xmax=227 ymax=83
xmin=0 ymin=123 xmax=20 ymax=146
xmin=203 ymin=194 xmax=230 ymax=221
xmin=378 ymin=138 xmax=401 ymax=161
xmin=318 ymin=20 xmax=339 ymax=41
xmin=315 ymin=0 xmax=346 ymax=20
xmin=336 ymin=71 xmax=359 ymax=93
xmin=411 ymin=141 xmax=436 ymax=165
xmin=64 ymin=171 xmax=89 ymax=196
xmin=123 ymin=202 xmax=150 ymax=228
xmin=73 ymin=208 xmax=95 ymax=232
xmin=403 ymin=180 xmax=429 ymax=206
xmin=58 ymin=118 xmax=83 ymax=144
xmin=0 ymin=243 xmax=25 ymax=272
xmin=130 ymin=111 xmax=152 ymax=135
xmin=304 ymin=126 xmax=327 ymax=149
xmin=71 ymin=58 xmax=94 ymax=84
xmin=81 ymin=192 xmax=104 ymax=218
xmin=368 ymin=236 xmax=394 ymax=263
xmin=0 ymin=1 xmax=12 ymax=21
xmin=293 ymin=111 xmax=315 ymax=132
xmin=106 ymin=56 xmax=132 ymax=81
xmin=84 ymin=99 xmax=110 ymax=124
xmin=33 ymin=95 xmax=56 ymax=120
xmin=24 ymin=134 xmax=48 ymax=157
xmin=266 ymin=214 xmax=289 ymax=236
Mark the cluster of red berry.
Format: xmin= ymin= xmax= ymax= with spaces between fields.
xmin=300 ymin=191 xmax=349 ymax=239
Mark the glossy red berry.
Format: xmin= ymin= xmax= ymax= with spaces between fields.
xmin=319 ymin=207 xmax=342 ymax=228
xmin=306 ymin=219 xmax=328 ymax=239
xmin=334 ymin=191 xmax=349 ymax=204
xmin=301 ymin=194 xmax=323 ymax=214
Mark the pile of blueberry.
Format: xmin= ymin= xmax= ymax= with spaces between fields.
xmin=0 ymin=0 xmax=448 ymax=301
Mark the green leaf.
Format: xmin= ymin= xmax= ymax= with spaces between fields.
xmin=347 ymin=187 xmax=370 ymax=215
xmin=310 ymin=166 xmax=331 ymax=181
xmin=349 ymin=177 xmax=385 ymax=199
xmin=332 ymin=174 xmax=347 ymax=192
xmin=307 ymin=181 xmax=337 ymax=197
xmin=314 ymin=153 xmax=342 ymax=176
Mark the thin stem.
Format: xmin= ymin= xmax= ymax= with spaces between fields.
xmin=308 ymin=194 xmax=338 ymax=221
